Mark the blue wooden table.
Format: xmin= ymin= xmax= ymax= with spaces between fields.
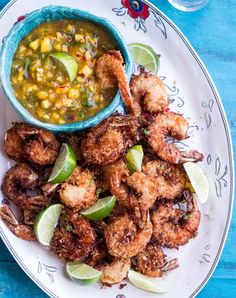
xmin=0 ymin=0 xmax=235 ymax=297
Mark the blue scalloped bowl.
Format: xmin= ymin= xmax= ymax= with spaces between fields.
xmin=0 ymin=5 xmax=132 ymax=132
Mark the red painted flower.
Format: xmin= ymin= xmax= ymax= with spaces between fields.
xmin=122 ymin=0 xmax=150 ymax=20
xmin=17 ymin=15 xmax=25 ymax=22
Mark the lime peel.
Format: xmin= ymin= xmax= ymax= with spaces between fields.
xmin=183 ymin=162 xmax=209 ymax=204
xmin=81 ymin=196 xmax=116 ymax=221
xmin=48 ymin=143 xmax=77 ymax=184
xmin=49 ymin=52 xmax=78 ymax=82
xmin=125 ymin=145 xmax=144 ymax=174
xmin=128 ymin=270 xmax=167 ymax=293
xmin=34 ymin=204 xmax=63 ymax=246
xmin=66 ymin=262 xmax=102 ymax=285
xmin=128 ymin=43 xmax=160 ymax=74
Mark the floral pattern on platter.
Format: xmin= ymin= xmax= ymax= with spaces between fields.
xmin=37 ymin=260 xmax=57 ymax=284
xmin=207 ymin=154 xmax=228 ymax=198
xmin=112 ymin=0 xmax=167 ymax=37
xmin=199 ymin=244 xmax=212 ymax=265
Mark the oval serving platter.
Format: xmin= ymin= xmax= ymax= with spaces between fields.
xmin=0 ymin=1 xmax=234 ymax=298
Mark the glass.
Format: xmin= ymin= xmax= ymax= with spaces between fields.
xmin=168 ymin=0 xmax=209 ymax=11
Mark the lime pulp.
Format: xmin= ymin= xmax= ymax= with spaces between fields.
xmin=34 ymin=204 xmax=63 ymax=246
xmin=125 ymin=145 xmax=144 ymax=174
xmin=128 ymin=43 xmax=160 ymax=74
xmin=183 ymin=162 xmax=209 ymax=204
xmin=48 ymin=143 xmax=77 ymax=184
xmin=81 ymin=196 xmax=116 ymax=221
xmin=49 ymin=52 xmax=78 ymax=82
xmin=128 ymin=270 xmax=167 ymax=293
xmin=66 ymin=262 xmax=102 ymax=285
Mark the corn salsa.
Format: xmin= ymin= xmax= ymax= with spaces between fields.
xmin=10 ymin=20 xmax=117 ymax=124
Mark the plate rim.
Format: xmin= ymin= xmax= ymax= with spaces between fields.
xmin=0 ymin=0 xmax=234 ymax=297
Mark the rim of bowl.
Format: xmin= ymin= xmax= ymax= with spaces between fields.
xmin=0 ymin=5 xmax=133 ymax=132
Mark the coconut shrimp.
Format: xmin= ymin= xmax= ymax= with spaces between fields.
xmin=105 ymin=213 xmax=152 ymax=258
xmin=50 ymin=209 xmax=96 ymax=261
xmin=98 ymin=258 xmax=131 ymax=285
xmin=95 ymin=50 xmax=141 ymax=116
xmin=130 ymin=71 xmax=169 ymax=114
xmin=0 ymin=205 xmax=36 ymax=241
xmin=148 ymin=112 xmax=204 ymax=164
xmin=57 ymin=132 xmax=83 ymax=161
xmin=151 ymin=196 xmax=200 ymax=248
xmin=142 ymin=159 xmax=186 ymax=199
xmin=59 ymin=166 xmax=96 ymax=210
xmin=82 ymin=115 xmax=139 ymax=165
xmin=1 ymin=163 xmax=49 ymax=210
xmin=4 ymin=123 xmax=60 ymax=166
xmin=105 ymin=160 xmax=158 ymax=218
xmin=132 ymin=243 xmax=179 ymax=277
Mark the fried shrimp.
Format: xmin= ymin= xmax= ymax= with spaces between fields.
xmin=4 ymin=123 xmax=60 ymax=166
xmin=130 ymin=71 xmax=169 ymax=114
xmin=50 ymin=209 xmax=96 ymax=261
xmin=57 ymin=132 xmax=83 ymax=161
xmin=132 ymin=243 xmax=179 ymax=277
xmin=95 ymin=50 xmax=140 ymax=116
xmin=0 ymin=205 xmax=36 ymax=241
xmin=105 ymin=213 xmax=152 ymax=258
xmin=152 ymin=197 xmax=200 ymax=248
xmin=142 ymin=159 xmax=186 ymax=199
xmin=99 ymin=258 xmax=131 ymax=285
xmin=82 ymin=115 xmax=139 ymax=165
xmin=105 ymin=160 xmax=158 ymax=218
xmin=1 ymin=163 xmax=49 ymax=210
xmin=59 ymin=166 xmax=96 ymax=211
xmin=4 ymin=125 xmax=25 ymax=161
xmin=148 ymin=112 xmax=204 ymax=164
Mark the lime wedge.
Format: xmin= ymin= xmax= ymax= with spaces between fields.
xmin=125 ymin=145 xmax=144 ymax=174
xmin=183 ymin=162 xmax=209 ymax=204
xmin=48 ymin=143 xmax=77 ymax=184
xmin=81 ymin=196 xmax=116 ymax=221
xmin=49 ymin=52 xmax=78 ymax=82
xmin=128 ymin=43 xmax=160 ymax=74
xmin=34 ymin=204 xmax=63 ymax=246
xmin=66 ymin=262 xmax=102 ymax=285
xmin=128 ymin=270 xmax=167 ymax=293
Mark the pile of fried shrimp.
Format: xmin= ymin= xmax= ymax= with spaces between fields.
xmin=0 ymin=50 xmax=204 ymax=286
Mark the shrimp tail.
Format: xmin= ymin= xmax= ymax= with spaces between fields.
xmin=179 ymin=150 xmax=204 ymax=163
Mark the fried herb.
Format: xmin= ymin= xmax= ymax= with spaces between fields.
xmin=65 ymin=225 xmax=73 ymax=231
xmin=141 ymin=128 xmax=150 ymax=136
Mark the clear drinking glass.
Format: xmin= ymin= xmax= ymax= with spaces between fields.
xmin=168 ymin=0 xmax=209 ymax=11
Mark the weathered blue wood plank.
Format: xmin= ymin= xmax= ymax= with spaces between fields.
xmin=0 ymin=263 xmax=47 ymax=298
xmin=197 ymin=278 xmax=236 ymax=298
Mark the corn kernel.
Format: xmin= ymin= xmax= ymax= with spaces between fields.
xmin=36 ymin=109 xmax=44 ymax=118
xmin=29 ymin=39 xmax=40 ymax=51
xmin=79 ymin=65 xmax=93 ymax=77
xmin=77 ymin=76 xmax=85 ymax=83
xmin=56 ymin=32 xmax=63 ymax=41
xmin=88 ymin=85 xmax=94 ymax=92
xmin=40 ymin=37 xmax=52 ymax=53
xmin=68 ymin=88 xmax=79 ymax=99
xmin=75 ymin=34 xmax=85 ymax=43
xmin=62 ymin=45 xmax=68 ymax=52
xmin=52 ymin=112 xmax=60 ymax=120
xmin=41 ymin=99 xmax=51 ymax=109
xmin=58 ymin=119 xmax=66 ymax=124
xmin=54 ymin=43 xmax=62 ymax=51
xmin=37 ymin=91 xmax=48 ymax=100
xmin=43 ymin=114 xmax=50 ymax=120
xmin=66 ymin=24 xmax=75 ymax=33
